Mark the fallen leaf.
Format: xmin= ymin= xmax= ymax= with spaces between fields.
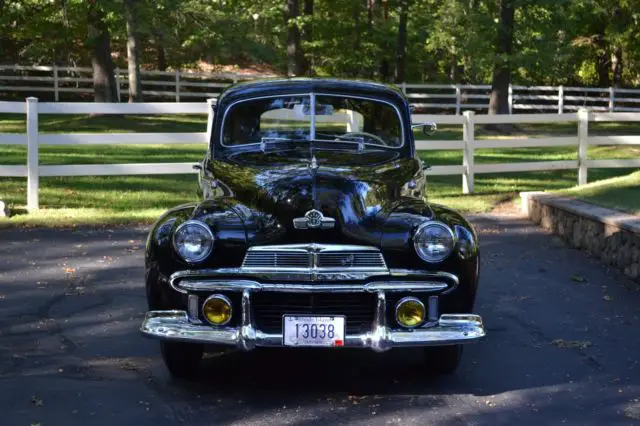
xmin=31 ymin=395 xmax=43 ymax=406
xmin=625 ymin=405 xmax=640 ymax=420
xmin=552 ymin=339 xmax=592 ymax=349
xmin=604 ymin=295 xmax=613 ymax=301
xmin=571 ymin=275 xmax=586 ymax=283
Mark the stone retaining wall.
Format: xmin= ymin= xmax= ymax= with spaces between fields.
xmin=521 ymin=192 xmax=640 ymax=283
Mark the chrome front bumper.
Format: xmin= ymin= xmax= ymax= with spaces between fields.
xmin=140 ymin=290 xmax=485 ymax=352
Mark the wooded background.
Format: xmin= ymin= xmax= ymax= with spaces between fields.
xmin=1 ymin=0 xmax=639 ymax=113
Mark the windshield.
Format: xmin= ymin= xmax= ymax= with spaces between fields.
xmin=222 ymin=94 xmax=403 ymax=148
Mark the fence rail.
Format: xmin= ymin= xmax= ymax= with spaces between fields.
xmin=3 ymin=65 xmax=640 ymax=113
xmin=0 ymin=98 xmax=639 ymax=210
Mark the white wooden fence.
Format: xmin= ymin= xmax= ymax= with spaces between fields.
xmin=3 ymin=65 xmax=640 ymax=113
xmin=0 ymin=98 xmax=639 ymax=211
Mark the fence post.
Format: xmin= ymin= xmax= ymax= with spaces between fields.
xmin=400 ymin=82 xmax=407 ymax=94
xmin=53 ymin=65 xmax=59 ymax=102
xmin=462 ymin=111 xmax=475 ymax=194
xmin=115 ymin=67 xmax=121 ymax=101
xmin=577 ymin=108 xmax=589 ymax=186
xmin=206 ymin=98 xmax=216 ymax=142
xmin=26 ymin=97 xmax=39 ymax=211
xmin=175 ymin=70 xmax=181 ymax=102
xmin=608 ymin=87 xmax=615 ymax=112
xmin=508 ymin=84 xmax=513 ymax=114
xmin=558 ymin=85 xmax=564 ymax=114
xmin=455 ymin=85 xmax=461 ymax=115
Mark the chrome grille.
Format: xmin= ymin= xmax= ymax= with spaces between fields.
xmin=253 ymin=292 xmax=376 ymax=334
xmin=242 ymin=252 xmax=310 ymax=268
xmin=241 ymin=244 xmax=387 ymax=270
xmin=317 ymin=252 xmax=385 ymax=268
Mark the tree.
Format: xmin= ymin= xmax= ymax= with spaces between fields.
xmin=394 ymin=0 xmax=409 ymax=83
xmin=301 ymin=0 xmax=314 ymax=75
xmin=285 ymin=0 xmax=304 ymax=76
xmin=124 ymin=0 xmax=143 ymax=102
xmin=86 ymin=1 xmax=118 ymax=102
xmin=488 ymin=0 xmax=515 ymax=114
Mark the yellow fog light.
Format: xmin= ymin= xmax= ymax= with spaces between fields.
xmin=395 ymin=297 xmax=426 ymax=328
xmin=202 ymin=294 xmax=232 ymax=326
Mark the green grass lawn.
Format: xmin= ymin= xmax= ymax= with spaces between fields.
xmin=0 ymin=113 xmax=638 ymax=227
xmin=558 ymin=170 xmax=640 ymax=214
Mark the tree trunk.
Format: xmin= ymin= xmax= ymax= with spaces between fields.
xmin=611 ymin=46 xmax=622 ymax=87
xmin=301 ymin=0 xmax=313 ymax=76
xmin=488 ymin=0 xmax=515 ymax=115
xmin=595 ymin=35 xmax=610 ymax=88
xmin=124 ymin=0 xmax=143 ymax=102
xmin=394 ymin=0 xmax=409 ymax=83
xmin=379 ymin=0 xmax=390 ymax=82
xmin=285 ymin=0 xmax=304 ymax=77
xmin=449 ymin=55 xmax=466 ymax=83
xmin=155 ymin=33 xmax=167 ymax=71
xmin=87 ymin=1 xmax=118 ymax=102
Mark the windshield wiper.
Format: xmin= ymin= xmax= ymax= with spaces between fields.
xmin=259 ymin=137 xmax=310 ymax=153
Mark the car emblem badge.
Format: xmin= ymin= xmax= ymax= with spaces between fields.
xmin=340 ymin=254 xmax=355 ymax=266
xmin=293 ymin=209 xmax=336 ymax=230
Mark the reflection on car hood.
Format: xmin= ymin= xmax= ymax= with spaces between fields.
xmin=210 ymin=156 xmax=421 ymax=247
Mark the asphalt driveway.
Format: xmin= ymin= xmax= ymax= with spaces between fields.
xmin=1 ymin=214 xmax=639 ymax=425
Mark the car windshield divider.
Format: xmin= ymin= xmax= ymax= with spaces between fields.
xmin=309 ymin=92 xmax=316 ymax=160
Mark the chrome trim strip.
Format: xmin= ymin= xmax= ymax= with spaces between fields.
xmin=169 ymin=269 xmax=459 ymax=294
xmin=247 ymin=244 xmax=383 ymax=252
xmin=140 ymin=310 xmax=485 ymax=351
xmin=178 ymin=280 xmax=450 ymax=293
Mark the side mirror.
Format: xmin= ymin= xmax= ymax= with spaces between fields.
xmin=422 ymin=122 xmax=437 ymax=136
xmin=193 ymin=164 xmax=202 ymax=171
xmin=412 ymin=122 xmax=437 ymax=136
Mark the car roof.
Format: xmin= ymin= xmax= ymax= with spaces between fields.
xmin=217 ymin=78 xmax=407 ymax=105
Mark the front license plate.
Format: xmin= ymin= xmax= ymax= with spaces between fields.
xmin=283 ymin=316 xmax=345 ymax=347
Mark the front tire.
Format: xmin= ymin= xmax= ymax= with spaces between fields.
xmin=424 ymin=345 xmax=463 ymax=375
xmin=160 ymin=341 xmax=204 ymax=378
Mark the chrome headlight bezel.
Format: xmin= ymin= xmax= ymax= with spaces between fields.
xmin=413 ymin=221 xmax=456 ymax=263
xmin=172 ymin=220 xmax=214 ymax=264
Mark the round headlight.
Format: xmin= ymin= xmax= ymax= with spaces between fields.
xmin=413 ymin=221 xmax=455 ymax=263
xmin=173 ymin=220 xmax=214 ymax=263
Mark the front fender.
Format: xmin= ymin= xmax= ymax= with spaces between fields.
xmin=380 ymin=200 xmax=479 ymax=312
xmin=145 ymin=199 xmax=248 ymax=276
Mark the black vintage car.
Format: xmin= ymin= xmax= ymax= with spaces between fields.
xmin=141 ymin=79 xmax=485 ymax=377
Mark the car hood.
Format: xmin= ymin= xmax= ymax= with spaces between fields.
xmin=208 ymin=155 xmax=422 ymax=247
